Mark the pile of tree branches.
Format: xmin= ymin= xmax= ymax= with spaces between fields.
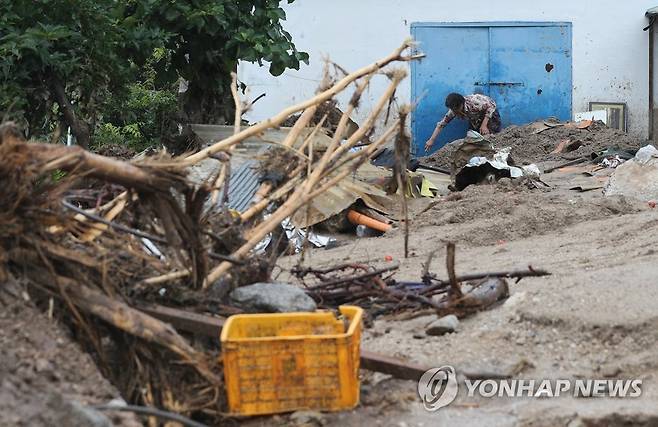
xmin=293 ymin=243 xmax=550 ymax=319
xmin=0 ymin=41 xmax=418 ymax=423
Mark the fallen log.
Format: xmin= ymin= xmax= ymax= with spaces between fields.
xmin=359 ymin=350 xmax=431 ymax=382
xmin=139 ymin=304 xmax=228 ymax=338
xmin=0 ymin=132 xmax=185 ymax=193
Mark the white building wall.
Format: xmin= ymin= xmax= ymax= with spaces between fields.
xmin=239 ymin=0 xmax=655 ymax=138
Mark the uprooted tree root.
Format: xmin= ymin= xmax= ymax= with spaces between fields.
xmin=0 ymin=123 xmax=227 ymax=421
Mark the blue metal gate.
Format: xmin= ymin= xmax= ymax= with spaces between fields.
xmin=411 ymin=22 xmax=572 ymax=155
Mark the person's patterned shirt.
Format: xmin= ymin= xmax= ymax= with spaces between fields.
xmin=437 ymin=94 xmax=497 ymax=128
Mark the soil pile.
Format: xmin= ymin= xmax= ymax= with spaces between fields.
xmin=411 ymin=183 xmax=645 ymax=246
xmin=422 ymin=121 xmax=644 ymax=169
xmin=0 ymin=289 xmax=138 ymax=427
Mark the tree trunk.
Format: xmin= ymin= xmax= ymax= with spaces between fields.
xmin=51 ymin=77 xmax=91 ymax=149
xmin=179 ymin=82 xmax=233 ymax=125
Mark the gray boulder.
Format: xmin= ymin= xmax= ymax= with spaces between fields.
xmin=230 ymin=282 xmax=317 ymax=313
xmin=425 ymin=314 xmax=459 ymax=336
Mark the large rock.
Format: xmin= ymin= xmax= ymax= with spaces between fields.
xmin=604 ymin=145 xmax=658 ymax=201
xmin=425 ymin=314 xmax=459 ymax=336
xmin=230 ymin=282 xmax=317 ymax=313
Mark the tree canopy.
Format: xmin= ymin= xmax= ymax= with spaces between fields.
xmin=0 ymin=0 xmax=308 ymax=148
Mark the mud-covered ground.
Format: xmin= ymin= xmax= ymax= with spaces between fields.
xmin=269 ymin=161 xmax=658 ymax=426
xmin=0 ymin=286 xmax=139 ymax=427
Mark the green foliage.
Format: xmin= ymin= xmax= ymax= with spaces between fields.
xmin=145 ymin=0 xmax=309 ymax=77
xmin=0 ymin=0 xmax=162 ymax=140
xmin=0 ymin=0 xmax=307 ymax=147
xmin=51 ymin=169 xmax=67 ymax=182
xmin=135 ymin=0 xmax=309 ymax=123
xmin=92 ymin=83 xmax=178 ymax=151
xmin=94 ymin=56 xmax=178 ymax=151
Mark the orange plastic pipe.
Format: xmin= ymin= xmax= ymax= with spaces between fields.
xmin=347 ymin=210 xmax=392 ymax=232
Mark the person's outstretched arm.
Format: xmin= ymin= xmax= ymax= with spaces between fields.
xmin=425 ymin=111 xmax=454 ymax=152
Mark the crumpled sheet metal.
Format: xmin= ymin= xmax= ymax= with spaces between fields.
xmin=291 ymin=162 xmax=395 ymax=228
xmin=254 ymin=218 xmax=336 ymax=254
xmin=282 ymin=218 xmax=335 ymax=253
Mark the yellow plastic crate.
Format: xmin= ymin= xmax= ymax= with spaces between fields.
xmin=220 ymin=305 xmax=362 ymax=416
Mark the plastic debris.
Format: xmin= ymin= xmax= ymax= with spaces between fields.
xmin=282 ymin=218 xmax=337 ymax=253
xmin=454 ymin=147 xmax=541 ymax=190
xmin=604 ymin=145 xmax=658 ymax=201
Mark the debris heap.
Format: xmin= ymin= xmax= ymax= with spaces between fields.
xmin=0 ymin=41 xmax=419 ymax=424
xmin=423 ymin=120 xmax=643 ymax=169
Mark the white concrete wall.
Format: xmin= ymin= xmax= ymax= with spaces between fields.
xmin=239 ymin=0 xmax=655 ymax=138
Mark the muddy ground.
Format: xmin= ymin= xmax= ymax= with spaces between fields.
xmin=267 ymin=157 xmax=658 ymax=426
xmin=0 ymin=284 xmax=140 ymax=427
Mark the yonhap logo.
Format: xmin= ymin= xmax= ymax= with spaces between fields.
xmin=417 ymin=366 xmax=459 ymax=411
xmin=417 ymin=365 xmax=643 ymax=411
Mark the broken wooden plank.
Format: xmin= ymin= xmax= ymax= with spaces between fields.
xmin=138 ymin=304 xmax=226 ymax=338
xmin=138 ymin=303 xmax=429 ymax=381
xmin=360 ymin=350 xmax=431 ymax=381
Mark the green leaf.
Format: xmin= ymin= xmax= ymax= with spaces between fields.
xmin=269 ymin=60 xmax=285 ymax=76
xmin=164 ymin=8 xmax=179 ymax=21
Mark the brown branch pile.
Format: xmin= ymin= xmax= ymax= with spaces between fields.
xmin=144 ymin=39 xmax=420 ymax=293
xmin=0 ymin=122 xmax=224 ymax=420
xmin=0 ymin=40 xmax=419 ymax=424
xmin=293 ymin=244 xmax=550 ymax=319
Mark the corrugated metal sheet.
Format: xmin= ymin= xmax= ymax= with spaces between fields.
xmin=291 ymin=162 xmax=395 ymax=228
xmin=195 ymin=126 xmax=333 ymax=213
xmin=219 ymin=160 xmax=261 ymax=213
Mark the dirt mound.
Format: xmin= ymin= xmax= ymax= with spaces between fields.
xmin=0 ymin=289 xmax=137 ymax=427
xmin=412 ymin=183 xmax=645 ymax=246
xmin=422 ymin=121 xmax=644 ymax=170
